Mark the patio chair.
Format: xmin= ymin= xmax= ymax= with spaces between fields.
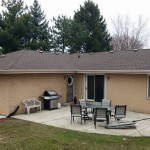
xmin=70 ymin=104 xmax=84 ymax=125
xmin=102 ymin=99 xmax=111 ymax=106
xmin=94 ymin=108 xmax=109 ymax=129
xmin=79 ymin=99 xmax=92 ymax=120
xmin=114 ymin=105 xmax=127 ymax=121
xmin=101 ymin=99 xmax=112 ymax=117
xmin=79 ymin=99 xmax=91 ymax=110
xmin=93 ymin=101 xmax=101 ymax=106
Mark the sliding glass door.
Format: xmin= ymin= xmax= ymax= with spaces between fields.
xmin=87 ymin=75 xmax=104 ymax=102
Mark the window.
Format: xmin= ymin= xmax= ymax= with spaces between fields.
xmin=67 ymin=76 xmax=73 ymax=85
xmin=148 ymin=76 xmax=150 ymax=98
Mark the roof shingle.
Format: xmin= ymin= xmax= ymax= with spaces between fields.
xmin=0 ymin=49 xmax=150 ymax=73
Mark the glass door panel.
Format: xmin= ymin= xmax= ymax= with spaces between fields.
xmin=95 ymin=75 xmax=104 ymax=102
xmin=87 ymin=76 xmax=94 ymax=99
xmin=87 ymin=75 xmax=104 ymax=101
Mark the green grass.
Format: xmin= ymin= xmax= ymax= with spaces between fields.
xmin=0 ymin=118 xmax=150 ymax=150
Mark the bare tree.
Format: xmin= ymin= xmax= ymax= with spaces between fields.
xmin=111 ymin=15 xmax=149 ymax=51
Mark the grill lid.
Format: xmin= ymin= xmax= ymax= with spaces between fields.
xmin=44 ymin=90 xmax=58 ymax=96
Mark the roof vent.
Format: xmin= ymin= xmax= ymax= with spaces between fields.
xmin=133 ymin=49 xmax=138 ymax=52
xmin=110 ymin=50 xmax=113 ymax=53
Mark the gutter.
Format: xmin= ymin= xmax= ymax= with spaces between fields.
xmin=0 ymin=69 xmax=76 ymax=74
xmin=77 ymin=70 xmax=150 ymax=74
xmin=0 ymin=69 xmax=150 ymax=74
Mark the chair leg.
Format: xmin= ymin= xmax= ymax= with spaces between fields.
xmin=109 ymin=111 xmax=111 ymax=118
xmin=83 ymin=111 xmax=86 ymax=123
xmin=94 ymin=119 xmax=96 ymax=129
xmin=27 ymin=107 xmax=30 ymax=115
xmin=106 ymin=116 xmax=109 ymax=125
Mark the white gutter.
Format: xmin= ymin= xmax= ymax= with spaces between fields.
xmin=0 ymin=69 xmax=75 ymax=74
xmin=0 ymin=69 xmax=150 ymax=74
xmin=77 ymin=70 xmax=150 ymax=74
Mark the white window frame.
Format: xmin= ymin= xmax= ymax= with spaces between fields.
xmin=147 ymin=75 xmax=150 ymax=98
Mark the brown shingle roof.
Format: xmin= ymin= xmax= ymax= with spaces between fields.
xmin=0 ymin=49 xmax=150 ymax=73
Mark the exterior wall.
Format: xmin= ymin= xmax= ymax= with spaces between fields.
xmin=106 ymin=74 xmax=150 ymax=114
xmin=0 ymin=73 xmax=68 ymax=115
xmin=74 ymin=74 xmax=84 ymax=101
xmin=0 ymin=75 xmax=10 ymax=115
xmin=1 ymin=73 xmax=150 ymax=114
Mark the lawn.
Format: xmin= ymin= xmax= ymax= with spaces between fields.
xmin=0 ymin=118 xmax=150 ymax=150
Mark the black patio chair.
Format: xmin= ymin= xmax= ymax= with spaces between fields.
xmin=114 ymin=105 xmax=127 ymax=121
xmin=70 ymin=104 xmax=84 ymax=125
xmin=94 ymin=108 xmax=109 ymax=129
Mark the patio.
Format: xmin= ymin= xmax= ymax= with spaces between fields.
xmin=13 ymin=106 xmax=150 ymax=137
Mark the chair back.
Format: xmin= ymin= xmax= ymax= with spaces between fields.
xmin=70 ymin=104 xmax=81 ymax=115
xmin=102 ymin=99 xmax=111 ymax=106
xmin=115 ymin=105 xmax=127 ymax=116
xmin=95 ymin=108 xmax=108 ymax=119
xmin=93 ymin=102 xmax=101 ymax=106
xmin=94 ymin=108 xmax=109 ymax=127
xmin=79 ymin=99 xmax=87 ymax=108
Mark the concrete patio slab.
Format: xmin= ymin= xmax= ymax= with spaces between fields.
xmin=13 ymin=106 xmax=150 ymax=137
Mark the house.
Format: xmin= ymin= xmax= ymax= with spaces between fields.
xmin=0 ymin=49 xmax=150 ymax=115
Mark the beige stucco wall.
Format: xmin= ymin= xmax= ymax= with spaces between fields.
xmin=0 ymin=75 xmax=10 ymax=115
xmin=0 ymin=73 xmax=85 ymax=115
xmin=0 ymin=73 xmax=69 ymax=115
xmin=106 ymin=74 xmax=150 ymax=114
xmin=1 ymin=73 xmax=150 ymax=115
xmin=74 ymin=74 xmax=84 ymax=101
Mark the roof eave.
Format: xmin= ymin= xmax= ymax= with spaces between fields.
xmin=77 ymin=70 xmax=150 ymax=74
xmin=0 ymin=69 xmax=150 ymax=74
xmin=0 ymin=69 xmax=76 ymax=74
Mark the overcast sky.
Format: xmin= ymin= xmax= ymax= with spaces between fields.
xmin=22 ymin=0 xmax=150 ymax=27
xmin=1 ymin=0 xmax=150 ymax=46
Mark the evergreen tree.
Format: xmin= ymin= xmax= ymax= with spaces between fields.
xmin=68 ymin=20 xmax=87 ymax=53
xmin=72 ymin=0 xmax=112 ymax=53
xmin=0 ymin=0 xmax=31 ymax=53
xmin=50 ymin=15 xmax=72 ymax=53
xmin=29 ymin=0 xmax=51 ymax=51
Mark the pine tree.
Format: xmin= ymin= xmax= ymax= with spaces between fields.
xmin=50 ymin=15 xmax=72 ymax=53
xmin=29 ymin=0 xmax=51 ymax=51
xmin=72 ymin=0 xmax=112 ymax=53
xmin=68 ymin=20 xmax=87 ymax=53
xmin=0 ymin=0 xmax=30 ymax=53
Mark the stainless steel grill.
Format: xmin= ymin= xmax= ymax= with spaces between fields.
xmin=43 ymin=90 xmax=61 ymax=110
